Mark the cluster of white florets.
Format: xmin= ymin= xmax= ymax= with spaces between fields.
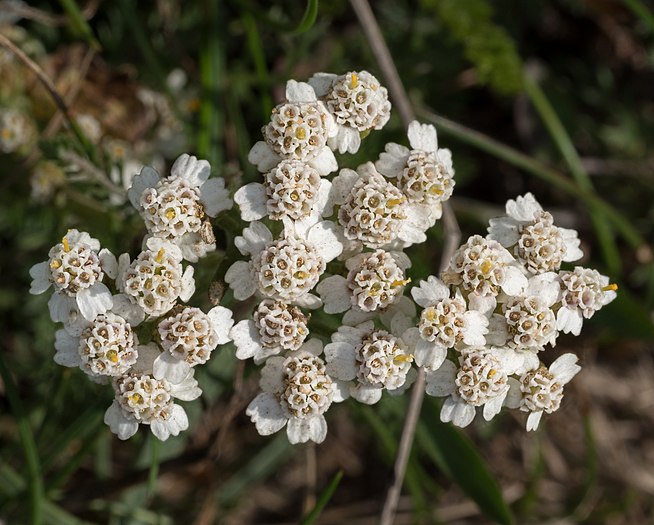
xmin=31 ymin=154 xmax=234 ymax=441
xmin=32 ymin=70 xmax=618 ymax=446
xmin=417 ymin=192 xmax=616 ymax=430
xmin=237 ymin=74 xmax=454 ymax=444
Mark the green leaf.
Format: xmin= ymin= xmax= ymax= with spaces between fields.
xmin=420 ymin=398 xmax=514 ymax=525
xmin=299 ymin=470 xmax=344 ymax=525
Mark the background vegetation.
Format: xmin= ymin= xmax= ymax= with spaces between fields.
xmin=1 ymin=0 xmax=654 ymax=523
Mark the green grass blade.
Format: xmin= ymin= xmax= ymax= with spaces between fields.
xmin=421 ymin=398 xmax=514 ymax=525
xmin=292 ymin=0 xmax=320 ymax=34
xmin=242 ymin=12 xmax=273 ymax=120
xmin=622 ymin=0 xmax=654 ymax=33
xmin=523 ymin=76 xmax=621 ymax=274
xmin=198 ymin=0 xmax=224 ymax=167
xmin=0 ymin=354 xmax=44 ymax=525
xmin=217 ymin=432 xmax=293 ymax=505
xmin=146 ymin=436 xmax=160 ymax=498
xmin=419 ymin=108 xmax=648 ymax=253
xmin=58 ymin=0 xmax=101 ymax=49
xmin=299 ymin=470 xmax=344 ymax=525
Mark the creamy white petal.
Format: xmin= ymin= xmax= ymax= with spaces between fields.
xmin=332 ymin=380 xmax=350 ymax=402
xmin=411 ymin=275 xmax=449 ymax=308
xmin=501 ymin=266 xmax=528 ymax=296
xmin=467 ymin=292 xmax=497 ymax=317
xmin=308 ymin=221 xmax=343 ymax=263
xmin=111 ymin=293 xmax=145 ymax=326
xmin=526 ymin=272 xmax=561 ymax=306
xmin=332 ymin=321 xmax=374 ymax=347
xmin=171 ymin=153 xmax=211 ymax=186
xmin=375 ymin=143 xmax=409 ymax=178
xmin=286 ymin=416 xmax=312 ymax=444
xmin=330 ymin=169 xmax=359 ymax=206
xmin=549 ymin=353 xmax=581 ymax=384
xmin=199 ymin=177 xmax=232 ymax=217
xmin=316 ymin=275 xmax=350 ymax=314
xmin=342 ymin=308 xmax=376 ymax=326
xmin=396 ymin=204 xmax=430 ymax=246
xmin=179 ymin=266 xmax=195 ymax=302
xmin=556 ymin=307 xmax=583 ymax=336
xmin=315 ymin=178 xmax=333 ymax=218
xmin=285 ymin=80 xmax=317 ymax=103
xmin=441 ymin=396 xmax=476 ymax=427
xmin=307 ymin=72 xmax=337 ymax=97
xmin=324 ymin=342 xmax=357 ymax=381
xmin=560 ymin=227 xmax=583 ymax=262
xmin=260 ymin=356 xmax=285 ymax=394
xmin=486 ymin=314 xmax=509 ymax=346
xmin=235 ymin=221 xmax=273 ymax=256
xmin=308 ymin=415 xmax=328 ymax=443
xmin=351 ymin=383 xmax=383 ymax=405
xmin=170 ymin=371 xmax=202 ymax=400
xmin=526 ymin=410 xmax=543 ymax=431
xmin=482 ymin=391 xmax=507 ymax=421
xmin=104 ymin=401 xmax=139 ymax=440
xmin=504 ymin=377 xmax=522 ymax=409
xmin=225 ymin=261 xmax=256 ymax=300
xmin=206 ymin=306 xmax=233 ymax=345
xmin=487 ymin=216 xmax=520 ymax=247
xmin=246 ymin=392 xmax=287 ymax=436
xmin=414 ymin=338 xmax=447 ymax=370
xmin=462 ymin=310 xmax=488 ymax=346
xmin=131 ymin=343 xmax=160 ymax=375
xmin=98 ymin=249 xmax=118 ymax=279
xmin=330 ymin=125 xmax=361 ymax=154
xmin=145 ymin=237 xmax=183 ymax=261
xmin=231 ymin=320 xmax=262 ymax=360
xmin=309 ymin=146 xmax=338 ymax=176
xmin=153 ymin=351 xmax=191 ymax=383
xmin=76 ymin=283 xmax=113 ymax=322
xmin=127 ymin=165 xmax=160 ymax=209
xmin=292 ymin=293 xmax=322 ymax=310
xmin=424 ymin=359 xmax=457 ymax=397
xmin=390 ymin=251 xmax=412 ymax=271
xmin=407 ymin=121 xmax=438 ymax=152
xmin=390 ymin=312 xmax=414 ymax=336
xmin=234 ymin=182 xmax=268 ymax=222
xmin=248 ymin=141 xmax=281 ymax=172
xmin=29 ymin=261 xmax=51 ymax=295
xmin=506 ymin=193 xmax=542 ymax=222
xmin=54 ymin=329 xmax=82 ymax=367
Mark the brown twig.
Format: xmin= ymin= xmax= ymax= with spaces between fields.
xmin=349 ymin=1 xmax=461 ymax=523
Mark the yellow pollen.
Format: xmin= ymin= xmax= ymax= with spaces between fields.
xmin=155 ymin=248 xmax=165 ymax=263
xmin=487 ymin=369 xmax=497 ymax=379
xmin=602 ymin=283 xmax=618 ymax=292
xmin=480 ymin=260 xmax=492 ymax=275
xmin=62 ymin=237 xmax=70 ymax=253
xmin=50 ymin=259 xmax=61 ymax=269
xmin=165 ymin=209 xmax=176 ymax=220
xmin=294 ymin=271 xmax=309 ymax=280
xmin=425 ymin=309 xmax=436 ymax=321
xmin=387 ymin=198 xmax=403 ymax=207
xmin=428 ymin=186 xmax=444 ymax=195
xmin=391 ymin=278 xmax=411 ymax=288
xmin=295 ymin=127 xmax=307 ymax=140
xmin=394 ymin=354 xmax=413 ymax=364
xmin=106 ymin=349 xmax=119 ymax=363
xmin=1 ymin=128 xmax=12 ymax=140
xmin=350 ymin=72 xmax=358 ymax=89
xmin=129 ymin=393 xmax=143 ymax=405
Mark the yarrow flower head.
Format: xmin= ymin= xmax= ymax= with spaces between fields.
xmin=29 ymin=229 xmax=117 ymax=323
xmin=116 ymin=237 xmax=195 ymax=318
xmin=231 ymin=299 xmax=310 ymax=364
xmin=331 ymin=163 xmax=431 ymax=252
xmin=488 ymin=193 xmax=583 ymax=274
xmin=225 ymin=220 xmax=342 ymax=309
xmin=425 ymin=347 xmax=519 ymax=428
xmin=309 ymin=70 xmax=391 ymax=154
xmin=152 ymin=304 xmax=234 ymax=383
xmin=441 ymin=234 xmax=528 ymax=299
xmin=234 ymin=159 xmax=332 ymax=223
xmin=246 ymin=340 xmax=344 ymax=444
xmin=556 ymin=267 xmax=617 ymax=335
xmin=317 ymin=250 xmax=411 ymax=322
xmin=376 ymin=121 xmax=454 ymax=224
xmin=324 ymin=320 xmax=416 ymax=405
xmin=104 ymin=344 xmax=202 ymax=441
xmin=410 ymin=275 xmax=489 ymax=370
xmin=127 ymin=153 xmax=232 ymax=262
xmin=53 ymin=294 xmax=145 ymax=379
xmin=248 ymin=81 xmax=338 ymax=175
xmin=506 ymin=353 xmax=581 ymax=431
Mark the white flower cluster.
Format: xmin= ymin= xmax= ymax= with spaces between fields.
xmin=417 ymin=193 xmax=617 ymax=430
xmin=30 ymin=154 xmax=235 ymax=441
xmin=229 ymin=73 xmax=457 ymax=445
